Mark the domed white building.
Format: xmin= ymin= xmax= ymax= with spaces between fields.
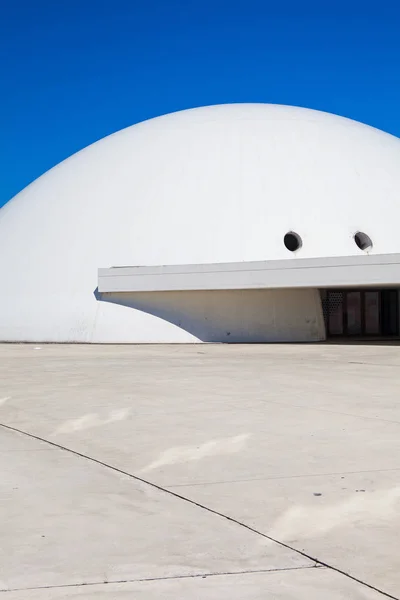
xmin=1 ymin=103 xmax=400 ymax=343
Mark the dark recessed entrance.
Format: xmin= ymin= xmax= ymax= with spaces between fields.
xmin=321 ymin=289 xmax=399 ymax=338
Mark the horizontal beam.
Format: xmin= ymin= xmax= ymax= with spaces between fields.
xmin=98 ymin=253 xmax=400 ymax=293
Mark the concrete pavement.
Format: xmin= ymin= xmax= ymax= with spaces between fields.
xmin=0 ymin=343 xmax=399 ymax=598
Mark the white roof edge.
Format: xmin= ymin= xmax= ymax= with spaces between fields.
xmin=98 ymin=254 xmax=400 ymax=293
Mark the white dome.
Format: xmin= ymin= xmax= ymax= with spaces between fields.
xmin=1 ymin=103 xmax=400 ymax=342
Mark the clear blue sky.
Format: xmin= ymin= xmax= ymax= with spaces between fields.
xmin=1 ymin=0 xmax=399 ymax=207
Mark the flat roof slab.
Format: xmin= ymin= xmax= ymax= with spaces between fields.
xmin=98 ymin=254 xmax=400 ymax=291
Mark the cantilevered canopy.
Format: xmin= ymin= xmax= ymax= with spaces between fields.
xmin=98 ymin=254 xmax=400 ymax=293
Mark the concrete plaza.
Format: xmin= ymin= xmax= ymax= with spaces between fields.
xmin=0 ymin=343 xmax=399 ymax=599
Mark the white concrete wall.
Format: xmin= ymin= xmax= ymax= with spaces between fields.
xmin=1 ymin=103 xmax=400 ymax=342
xmin=0 ymin=287 xmax=325 ymax=343
xmin=93 ymin=288 xmax=325 ymax=343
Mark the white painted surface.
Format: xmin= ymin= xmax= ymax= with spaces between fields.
xmin=98 ymin=253 xmax=400 ymax=292
xmin=1 ymin=103 xmax=400 ymax=342
xmin=96 ymin=288 xmax=324 ymax=342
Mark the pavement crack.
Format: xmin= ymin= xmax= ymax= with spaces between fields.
xmin=0 ymin=422 xmax=398 ymax=600
xmin=167 ymin=466 xmax=400 ymax=488
xmin=1 ymin=566 xmax=317 ymax=592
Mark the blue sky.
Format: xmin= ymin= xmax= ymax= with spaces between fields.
xmin=1 ymin=0 xmax=399 ymax=207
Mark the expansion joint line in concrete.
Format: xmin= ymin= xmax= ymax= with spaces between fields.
xmin=1 ymin=422 xmax=398 ymax=600
xmin=1 ymin=566 xmax=318 ymax=593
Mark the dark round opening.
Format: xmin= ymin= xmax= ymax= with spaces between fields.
xmin=284 ymin=231 xmax=302 ymax=252
xmin=354 ymin=231 xmax=372 ymax=251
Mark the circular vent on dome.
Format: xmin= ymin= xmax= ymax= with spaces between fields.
xmin=284 ymin=231 xmax=302 ymax=252
xmin=354 ymin=231 xmax=372 ymax=252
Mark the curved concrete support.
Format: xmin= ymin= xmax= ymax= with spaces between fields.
xmin=96 ymin=288 xmax=325 ymax=343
